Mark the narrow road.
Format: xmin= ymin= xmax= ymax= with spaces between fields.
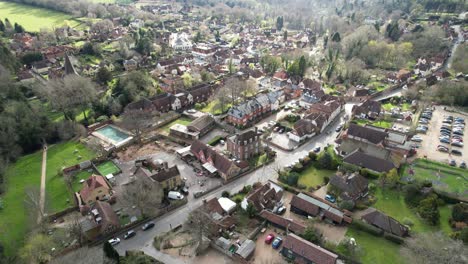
xmin=38 ymin=145 xmax=47 ymax=224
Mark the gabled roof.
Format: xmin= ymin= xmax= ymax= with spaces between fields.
xmin=190 ymin=140 xmax=237 ymax=175
xmin=302 ymin=78 xmax=322 ymax=90
xmin=203 ymin=197 xmax=224 ymax=215
xmin=187 ymin=115 xmax=215 ymax=132
xmin=259 ymin=210 xmax=306 ymax=234
xmin=329 ymin=173 xmax=368 ymax=200
xmin=343 ymin=150 xmax=395 ymax=173
xmin=282 ymin=234 xmax=338 ymax=264
xmin=346 ymin=123 xmax=388 ymax=144
xmin=80 ymin=175 xmax=110 ymax=202
xmin=361 ymin=207 xmax=408 ymax=237
xmin=94 ymin=201 xmax=120 ymax=229
xmin=150 ymin=166 xmax=180 ymax=182
xmin=293 ymin=119 xmax=317 ymax=137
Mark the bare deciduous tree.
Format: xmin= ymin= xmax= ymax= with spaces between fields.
xmin=121 ymin=176 xmax=163 ymax=218
xmin=400 ymin=232 xmax=468 ymax=264
xmin=119 ymin=109 xmax=152 ymax=144
xmin=186 ymin=206 xmax=212 ymax=255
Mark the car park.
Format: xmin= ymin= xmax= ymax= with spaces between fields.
xmin=272 ymin=237 xmax=283 ymax=249
xmin=142 ymin=222 xmax=155 ymax=231
xmin=124 ymin=230 xmax=136 ymax=239
xmin=265 ymin=234 xmax=275 ymax=244
xmin=108 ymin=238 xmax=120 ymax=245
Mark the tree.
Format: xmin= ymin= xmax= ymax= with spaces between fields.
xmin=301 ymin=225 xmax=320 ymax=243
xmin=386 ymin=21 xmax=401 ymax=41
xmin=324 ymin=49 xmax=339 ymax=81
xmin=187 ymin=207 xmax=212 ymax=254
xmin=384 ymin=168 xmax=400 ymax=188
xmin=287 ymin=172 xmax=300 ymax=186
xmin=21 ymin=52 xmax=44 ymax=66
xmin=104 ymin=242 xmax=120 ymax=263
xmin=401 ymin=232 xmax=468 ymax=264
xmin=283 ymin=30 xmax=288 ymax=41
xmin=317 ymin=152 xmax=333 ymax=170
xmin=20 ymin=233 xmax=54 ymax=264
xmin=276 ymin=16 xmax=283 ymax=31
xmin=13 ymin=22 xmax=24 ymax=33
xmin=246 ymin=203 xmax=257 ymax=218
xmin=40 ymin=75 xmax=97 ymax=122
xmin=193 ymin=31 xmax=202 ymax=43
xmin=0 ymin=20 xmax=4 ymax=32
xmin=182 ymin=72 xmax=193 ymax=88
xmin=121 ymin=176 xmax=163 ymax=218
xmin=214 ymin=30 xmax=220 ymax=41
xmin=120 ymin=109 xmax=151 ymax=144
xmin=452 ymin=203 xmax=468 ymax=222
xmin=82 ymin=42 xmax=100 ymax=56
xmin=403 ymin=183 xmax=422 ymax=207
xmin=67 ymin=218 xmax=86 ymax=247
xmin=135 ymin=37 xmax=153 ymax=56
xmin=417 ymin=195 xmax=440 ymax=225
xmin=96 ymin=67 xmax=112 ymax=84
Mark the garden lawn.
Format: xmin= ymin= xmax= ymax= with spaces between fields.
xmin=373 ymin=187 xmax=451 ymax=234
xmin=200 ymin=100 xmax=232 ymax=115
xmin=45 ymin=142 xmax=96 ymax=213
xmin=160 ymin=117 xmax=192 ymax=133
xmin=0 ymin=1 xmax=80 ymax=31
xmin=96 ymin=160 xmax=120 ymax=176
xmin=403 ymin=159 xmax=468 ymax=197
xmin=354 ymin=119 xmax=393 ymax=129
xmin=29 ymin=98 xmax=91 ymax=123
xmin=298 ymin=166 xmax=335 ymax=188
xmin=71 ymin=170 xmax=94 ymax=192
xmin=342 ymin=226 xmax=403 ymax=264
xmin=382 ymin=102 xmax=411 ymax=112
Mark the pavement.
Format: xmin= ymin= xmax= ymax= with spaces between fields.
xmin=38 ymin=145 xmax=47 ymax=224
xmin=114 ymin=110 xmax=349 ymax=261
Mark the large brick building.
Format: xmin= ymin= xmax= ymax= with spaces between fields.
xmin=227 ymin=128 xmax=262 ymax=160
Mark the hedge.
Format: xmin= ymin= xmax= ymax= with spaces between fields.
xmin=350 ymin=219 xmax=384 ymax=236
xmin=383 ymin=232 xmax=405 ymax=244
xmin=208 ymin=136 xmax=223 ymax=146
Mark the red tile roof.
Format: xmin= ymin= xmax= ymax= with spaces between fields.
xmin=259 ymin=210 xmax=306 ymax=234
xmin=80 ymin=175 xmax=110 ymax=202
xmin=282 ymin=234 xmax=338 ymax=264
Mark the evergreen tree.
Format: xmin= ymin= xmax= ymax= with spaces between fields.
xmin=283 ymin=30 xmax=288 ymax=41
xmin=331 ymin=32 xmax=341 ymax=42
xmin=103 ymin=242 xmax=120 ymax=263
xmin=276 ymin=16 xmax=283 ymax=31
xmin=0 ymin=20 xmax=5 ymax=32
xmin=14 ymin=23 xmax=24 ymax=33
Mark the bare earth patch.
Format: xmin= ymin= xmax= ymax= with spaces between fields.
xmin=116 ymin=143 xmax=162 ymax=162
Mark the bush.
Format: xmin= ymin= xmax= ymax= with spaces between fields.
xmin=241 ymin=185 xmax=252 ymax=194
xmin=208 ymin=136 xmax=223 ymax=146
xmin=339 ymin=200 xmax=355 ymax=211
xmin=292 ymin=163 xmax=304 ymax=173
xmin=222 ymin=191 xmax=230 ymax=198
xmin=194 ymin=103 xmax=202 ymax=109
xmin=417 ymin=195 xmax=440 ymax=225
xmin=351 ymin=219 xmax=384 ymax=236
xmin=323 ymin=176 xmax=330 ymax=184
xmin=452 ymin=203 xmax=468 ymax=222
xmin=383 ymin=232 xmax=405 ymax=244
xmin=297 ymin=184 xmax=307 ymax=190
xmin=287 ymin=172 xmax=300 ymax=186
xmin=308 ymin=152 xmax=317 ymax=161
xmin=360 ymin=168 xmax=381 ymax=179
xmin=402 ymin=217 xmax=414 ymax=227
xmin=403 ymin=183 xmax=423 ymax=208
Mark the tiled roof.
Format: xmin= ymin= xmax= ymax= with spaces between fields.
xmin=259 ymin=210 xmax=306 ymax=234
xmin=282 ymin=234 xmax=338 ymax=264
xmin=329 ymin=173 xmax=368 ymax=200
xmin=343 ymin=150 xmax=395 ymax=173
xmin=80 ymin=175 xmax=110 ymax=202
xmin=190 ymin=140 xmax=237 ymax=175
xmin=188 ymin=115 xmax=215 ymax=132
xmin=361 ymin=208 xmax=408 ymax=237
xmin=346 ymin=123 xmax=388 ymax=144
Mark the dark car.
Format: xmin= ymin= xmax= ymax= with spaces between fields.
xmin=313 ymin=146 xmax=321 ymax=153
xmin=460 ymin=161 xmax=466 ymax=169
xmin=335 ymin=125 xmax=343 ymax=132
xmin=451 ymin=149 xmax=462 ymax=156
xmin=142 ymin=222 xmax=155 ymax=231
xmin=272 ymin=237 xmax=283 ymax=249
xmin=124 ymin=230 xmax=136 ymax=239
xmin=449 ymin=160 xmax=457 ymax=166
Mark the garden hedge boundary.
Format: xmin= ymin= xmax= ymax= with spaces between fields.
xmin=351 ymin=219 xmax=384 ymax=236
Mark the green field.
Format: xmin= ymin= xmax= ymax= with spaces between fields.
xmin=403 ymin=159 xmax=468 ymax=197
xmin=201 ymin=100 xmax=232 ymax=115
xmin=298 ymin=166 xmax=335 ymax=188
xmin=0 ymin=1 xmax=81 ymax=32
xmin=0 ymin=141 xmax=94 ymax=257
xmin=373 ymin=187 xmax=452 ymax=234
xmin=160 ymin=117 xmax=193 ymax=132
xmin=96 ymin=160 xmax=120 ymax=176
xmin=341 ymin=226 xmax=404 ymax=264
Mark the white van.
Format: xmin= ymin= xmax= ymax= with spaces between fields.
xmin=168 ymin=191 xmax=184 ymax=200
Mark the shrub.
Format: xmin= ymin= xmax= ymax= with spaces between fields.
xmin=302 ymin=156 xmax=311 ymax=166
xmin=194 ymin=103 xmax=202 ymax=109
xmin=292 ymin=163 xmax=304 ymax=173
xmin=403 ymin=183 xmax=423 ymax=207
xmin=287 ymin=172 xmax=300 ymax=186
xmin=351 ymin=219 xmax=384 ymax=236
xmin=339 ymin=200 xmax=355 ymax=211
xmin=301 ymin=226 xmax=321 ymax=243
xmin=402 ymin=217 xmax=414 ymax=227
xmin=0 ymin=198 xmax=3 ymax=210
xmin=317 ymin=152 xmax=333 ymax=169
xmin=208 ymin=136 xmax=223 ymax=146
xmin=417 ymin=195 xmax=440 ymax=225
xmin=222 ymin=191 xmax=230 ymax=198
xmin=241 ymin=185 xmax=252 ymax=194
xmin=297 ymin=184 xmax=307 ymax=190
xmin=234 ymin=197 xmax=242 ymax=204
xmin=308 ymin=152 xmax=317 ymax=161
xmin=452 ymin=203 xmax=468 ymax=222
xmin=383 ymin=232 xmax=405 ymax=244
xmin=323 ymin=176 xmax=330 ymax=184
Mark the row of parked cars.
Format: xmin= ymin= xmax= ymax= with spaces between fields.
xmin=416 ymin=108 xmax=433 ymax=134
xmin=108 ymin=221 xmax=156 ymax=246
xmin=438 ymin=115 xmax=464 ymax=156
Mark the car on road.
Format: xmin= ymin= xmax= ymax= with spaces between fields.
xmin=265 ymin=234 xmax=275 ymax=244
xmin=313 ymin=146 xmax=321 ymax=153
xmin=460 ymin=161 xmax=466 ymax=169
xmin=124 ymin=230 xmax=136 ymax=240
xmin=335 ymin=125 xmax=343 ymax=132
xmin=272 ymin=237 xmax=283 ymax=249
xmin=142 ymin=222 xmax=155 ymax=231
xmin=325 ymin=194 xmax=336 ymax=203
xmin=108 ymin=238 xmax=120 ymax=246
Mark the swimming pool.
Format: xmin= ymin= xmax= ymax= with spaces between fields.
xmin=92 ymin=125 xmax=133 ymax=147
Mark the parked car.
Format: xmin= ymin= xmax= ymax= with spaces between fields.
xmin=142 ymin=222 xmax=155 ymax=231
xmin=453 ymin=131 xmax=464 ymax=136
xmin=449 ymin=160 xmax=457 ymax=166
xmin=181 ymin=186 xmax=189 ymax=194
xmin=108 ymin=238 xmax=120 ymax=246
xmin=124 ymin=230 xmax=136 ymax=240
xmin=460 ymin=161 xmax=466 ymax=169
xmin=451 ymin=149 xmax=462 ymax=156
xmin=335 ymin=125 xmax=343 ymax=132
xmin=440 ymin=138 xmax=450 ymax=144
xmin=313 ymin=146 xmax=321 ymax=153
xmin=272 ymin=237 xmax=283 ymax=249
xmin=168 ymin=191 xmax=184 ymax=200
xmin=411 ymin=136 xmax=423 ymax=142
xmin=265 ymin=234 xmax=275 ymax=244
xmin=437 ymin=146 xmax=449 ymax=152
xmin=325 ymin=194 xmax=336 ymax=203
xmin=276 ymin=206 xmax=286 ymax=215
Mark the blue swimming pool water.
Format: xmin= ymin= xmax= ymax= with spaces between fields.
xmin=95 ymin=126 xmax=130 ymax=143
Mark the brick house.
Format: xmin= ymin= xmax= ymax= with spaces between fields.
xmin=290 ymin=193 xmax=352 ymax=225
xmin=80 ymin=201 xmax=120 ymax=241
xmin=79 ymin=175 xmax=112 ymax=206
xmin=133 ymin=161 xmax=182 ymax=191
xmin=227 ymin=128 xmax=262 ymax=160
xmin=281 ymin=234 xmax=338 ymax=264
